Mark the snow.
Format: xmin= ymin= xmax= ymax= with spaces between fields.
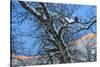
xmin=69 ymin=18 xmax=75 ymax=23
xmin=27 ymin=4 xmax=41 ymax=16
xmin=65 ymin=17 xmax=75 ymax=23
xmin=43 ymin=14 xmax=47 ymax=20
xmin=65 ymin=17 xmax=70 ymax=21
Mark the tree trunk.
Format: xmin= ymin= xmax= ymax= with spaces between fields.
xmin=47 ymin=23 xmax=69 ymax=63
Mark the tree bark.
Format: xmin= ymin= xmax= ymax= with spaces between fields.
xmin=47 ymin=24 xmax=69 ymax=63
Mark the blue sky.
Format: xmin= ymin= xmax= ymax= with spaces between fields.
xmin=11 ymin=1 xmax=96 ymax=56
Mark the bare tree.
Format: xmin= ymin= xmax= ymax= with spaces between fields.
xmin=11 ymin=0 xmax=96 ymax=65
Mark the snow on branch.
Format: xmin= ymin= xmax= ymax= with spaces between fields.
xmin=70 ymin=17 xmax=96 ymax=34
xmin=58 ymin=16 xmax=96 ymax=36
xmin=39 ymin=3 xmax=50 ymax=20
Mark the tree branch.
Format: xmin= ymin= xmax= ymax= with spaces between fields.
xmin=39 ymin=3 xmax=50 ymax=20
xmin=58 ymin=16 xmax=96 ymax=36
xmin=18 ymin=1 xmax=41 ymax=19
xmin=72 ymin=18 xmax=96 ymax=34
